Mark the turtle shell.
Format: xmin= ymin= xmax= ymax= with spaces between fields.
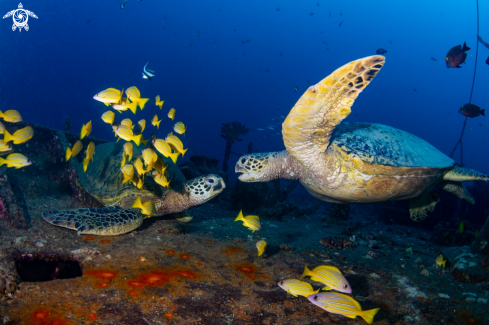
xmin=76 ymin=142 xmax=186 ymax=206
xmin=331 ymin=122 xmax=454 ymax=169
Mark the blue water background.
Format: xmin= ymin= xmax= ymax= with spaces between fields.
xmin=0 ymin=0 xmax=487 ymax=178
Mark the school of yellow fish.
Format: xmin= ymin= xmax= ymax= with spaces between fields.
xmin=92 ymin=86 xmax=187 ymax=216
xmin=0 ymin=109 xmax=33 ymax=169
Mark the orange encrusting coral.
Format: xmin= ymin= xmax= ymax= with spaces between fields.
xmin=179 ymin=254 xmax=190 ymax=259
xmin=84 ymin=270 xmax=117 ymax=280
xmin=29 ymin=309 xmax=68 ymax=325
xmin=225 ymin=246 xmax=243 ymax=255
xmin=236 ymin=264 xmax=257 ymax=280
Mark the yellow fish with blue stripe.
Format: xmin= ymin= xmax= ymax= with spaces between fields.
xmin=0 ymin=110 xmax=22 ymax=123
xmin=83 ymin=142 xmax=95 ymax=172
xmin=101 ymin=111 xmax=115 ymax=125
xmin=131 ymin=196 xmax=155 ymax=216
xmin=0 ymin=140 xmax=12 ymax=153
xmin=436 ymin=254 xmax=446 ymax=268
xmin=155 ymin=95 xmax=164 ymax=109
xmin=152 ymin=170 xmax=170 ymax=187
xmin=152 ymin=114 xmax=161 ymax=129
xmin=3 ymin=126 xmax=33 ymax=144
xmin=308 ymin=293 xmax=380 ymax=324
xmin=65 ymin=140 xmax=83 ymax=162
xmin=0 ymin=121 xmax=5 ymax=134
xmin=0 ymin=153 xmax=31 ymax=169
xmin=142 ymin=148 xmax=158 ymax=169
xmin=256 ymin=240 xmax=267 ymax=256
xmin=234 ymin=210 xmax=261 ymax=232
xmin=80 ymin=121 xmax=92 ymax=139
xmin=152 ymin=138 xmax=180 ymax=164
xmin=138 ymin=119 xmax=146 ymax=133
xmin=278 ymin=279 xmax=320 ymax=297
xmin=121 ymin=164 xmax=135 ymax=184
xmin=301 ymin=265 xmax=351 ymax=293
xmin=173 ymin=122 xmax=186 ymax=136
xmin=166 ymin=133 xmax=187 ymax=157
xmin=93 ymin=88 xmax=123 ymax=104
xmin=125 ymin=86 xmax=149 ymax=110
xmin=114 ymin=125 xmax=142 ymax=146
xmin=123 ymin=142 xmax=133 ymax=162
xmin=168 ymin=108 xmax=176 ymax=120
xmin=112 ymin=97 xmax=138 ymax=114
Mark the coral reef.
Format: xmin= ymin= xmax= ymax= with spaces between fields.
xmin=319 ymin=237 xmax=355 ymax=249
xmin=0 ymin=173 xmax=27 ymax=229
xmin=431 ymin=221 xmax=478 ymax=247
xmin=63 ymin=117 xmax=72 ymax=133
xmin=220 ymin=121 xmax=248 ymax=172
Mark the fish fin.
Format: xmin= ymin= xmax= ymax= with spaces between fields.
xmin=65 ymin=147 xmax=72 ymax=162
xmin=314 ymin=265 xmax=341 ymax=274
xmin=121 ymin=154 xmax=127 ymax=168
xmin=132 ymin=134 xmax=142 ymax=146
xmin=3 ymin=130 xmax=12 ymax=144
xmin=455 ymin=65 xmax=462 ymax=68
xmin=0 ymin=157 xmax=5 ymax=167
xmin=131 ymin=196 xmax=143 ymax=209
xmin=234 ymin=210 xmax=245 ymax=222
xmin=409 ymin=189 xmax=440 ymax=221
xmin=301 ymin=265 xmax=312 ymax=279
xmin=83 ymin=158 xmax=89 ymax=172
xmin=359 ymin=308 xmax=380 ymax=325
xmin=104 ymin=102 xmax=111 ymax=106
xmin=442 ymin=260 xmax=446 ymax=268
xmin=169 ymin=152 xmax=180 ymax=164
xmin=138 ymin=98 xmax=149 ymax=110
xmin=313 ymin=288 xmax=321 ymax=294
xmin=481 ymin=109 xmax=485 ymax=116
xmin=439 ymin=181 xmax=474 ymax=204
xmin=462 ymin=42 xmax=471 ymax=52
xmin=321 ymin=286 xmax=332 ymax=291
xmin=180 ymin=148 xmax=188 ymax=158
xmin=127 ymin=101 xmax=138 ymax=114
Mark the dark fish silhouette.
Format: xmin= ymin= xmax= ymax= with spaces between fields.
xmin=329 ymin=12 xmax=332 ymax=17
xmin=376 ymin=48 xmax=387 ymax=54
xmin=389 ymin=39 xmax=393 ymax=44
xmin=459 ymin=103 xmax=485 ymax=118
xmin=430 ymin=57 xmax=437 ymax=61
xmin=293 ymin=85 xmax=299 ymax=92
xmin=446 ymin=42 xmax=470 ymax=68
xmin=414 ymin=89 xmax=418 ymax=92
xmin=478 ymin=35 xmax=489 ymax=49
xmin=486 ymin=56 xmax=489 ymax=65
xmin=339 ymin=20 xmax=343 ymax=27
xmin=120 ymin=1 xmax=127 ymax=9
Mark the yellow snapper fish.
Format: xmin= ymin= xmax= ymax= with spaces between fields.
xmin=152 ymin=170 xmax=170 ymax=187
xmin=436 ymin=254 xmax=446 ymax=268
xmin=152 ymin=139 xmax=180 ymax=164
xmin=152 ymin=114 xmax=161 ymax=129
xmin=173 ymin=122 xmax=186 ymax=136
xmin=114 ymin=125 xmax=142 ymax=146
xmin=131 ymin=196 xmax=155 ymax=216
xmin=0 ymin=121 xmax=5 ymax=134
xmin=83 ymin=142 xmax=95 ymax=172
xmin=166 ymin=134 xmax=187 ymax=157
xmin=301 ymin=265 xmax=351 ymax=293
xmin=153 ymin=157 xmax=167 ymax=175
xmin=278 ymin=279 xmax=320 ymax=298
xmin=123 ymin=142 xmax=133 ymax=162
xmin=0 ymin=153 xmax=31 ymax=169
xmin=121 ymin=118 xmax=134 ymax=130
xmin=307 ymin=293 xmax=380 ymax=325
xmin=142 ymin=148 xmax=158 ymax=169
xmin=93 ymin=88 xmax=123 ymax=104
xmin=133 ymin=157 xmax=147 ymax=176
xmin=168 ymin=108 xmax=176 ymax=120
xmin=112 ymin=97 xmax=138 ymax=114
xmin=125 ymin=86 xmax=149 ymax=110
xmin=3 ymin=126 xmax=34 ymax=144
xmin=121 ymin=164 xmax=135 ymax=184
xmin=256 ymin=240 xmax=267 ymax=257
xmin=155 ymin=95 xmax=164 ymax=109
xmin=101 ymin=111 xmax=115 ymax=125
xmin=65 ymin=140 xmax=83 ymax=162
xmin=0 ymin=140 xmax=13 ymax=152
xmin=234 ymin=210 xmax=261 ymax=232
xmin=0 ymin=110 xmax=22 ymax=123
xmin=80 ymin=121 xmax=92 ymax=139
xmin=138 ymin=119 xmax=146 ymax=133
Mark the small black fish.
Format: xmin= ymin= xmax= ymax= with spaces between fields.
xmin=329 ymin=12 xmax=332 ymax=17
xmin=266 ymin=69 xmax=270 ymax=72
xmin=389 ymin=39 xmax=393 ymax=44
xmin=459 ymin=103 xmax=485 ymax=118
xmin=120 ymin=1 xmax=127 ymax=9
xmin=339 ymin=20 xmax=343 ymax=27
xmin=340 ymin=11 xmax=343 ymax=16
xmin=479 ymin=123 xmax=483 ymax=126
xmin=276 ymin=7 xmax=280 ymax=11
xmin=376 ymin=48 xmax=387 ymax=54
xmin=446 ymin=42 xmax=470 ymax=68
xmin=310 ymin=12 xmax=314 ymax=16
xmin=414 ymin=89 xmax=418 ymax=92
xmin=293 ymin=85 xmax=299 ymax=92
xmin=317 ymin=2 xmax=320 ymax=6
xmin=274 ymin=86 xmax=278 ymax=90
xmin=486 ymin=56 xmax=489 ymax=65
xmin=279 ymin=52 xmax=283 ymax=56
xmin=430 ymin=57 xmax=437 ymax=61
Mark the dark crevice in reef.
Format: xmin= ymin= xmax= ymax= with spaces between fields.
xmin=15 ymin=255 xmax=82 ymax=282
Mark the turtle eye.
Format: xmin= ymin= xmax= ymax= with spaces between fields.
xmin=208 ymin=179 xmax=214 ymax=183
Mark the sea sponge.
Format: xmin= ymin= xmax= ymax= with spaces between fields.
xmin=0 ymin=265 xmax=19 ymax=301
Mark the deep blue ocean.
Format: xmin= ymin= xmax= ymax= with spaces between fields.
xmin=1 ymin=0 xmax=487 ymax=176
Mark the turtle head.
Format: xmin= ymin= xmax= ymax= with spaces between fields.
xmin=184 ymin=174 xmax=225 ymax=204
xmin=235 ymin=152 xmax=277 ymax=182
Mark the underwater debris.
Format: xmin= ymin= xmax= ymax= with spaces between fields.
xmin=320 ymin=237 xmax=354 ymax=249
xmin=220 ymin=121 xmax=248 ymax=172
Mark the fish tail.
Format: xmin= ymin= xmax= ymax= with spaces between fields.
xmin=131 ymin=196 xmax=143 ymax=209
xmin=156 ymin=120 xmax=161 ymax=129
xmin=82 ymin=158 xmax=89 ymax=172
xmin=442 ymin=260 xmax=446 ymax=268
xmin=0 ymin=110 xmax=3 ymax=118
xmin=132 ymin=134 xmax=142 ymax=146
xmin=359 ymin=308 xmax=380 ymax=325
xmin=128 ymin=101 xmax=138 ymax=114
xmin=301 ymin=265 xmax=312 ymax=279
xmin=463 ymin=42 xmax=471 ymax=52
xmin=65 ymin=147 xmax=72 ymax=162
xmin=121 ymin=154 xmax=127 ymax=168
xmin=481 ymin=109 xmax=485 ymax=116
xmin=0 ymin=157 xmax=5 ymax=167
xmin=138 ymin=98 xmax=149 ymax=110
xmin=169 ymin=152 xmax=180 ymax=164
xmin=180 ymin=148 xmax=188 ymax=158
xmin=141 ymin=138 xmax=148 ymax=146
xmin=3 ymin=130 xmax=12 ymax=144
xmin=312 ymin=288 xmax=321 ymax=295
xmin=234 ymin=210 xmax=245 ymax=222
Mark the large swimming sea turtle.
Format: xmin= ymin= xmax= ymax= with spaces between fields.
xmin=235 ymin=56 xmax=488 ymax=221
xmin=43 ymin=142 xmax=225 ymax=235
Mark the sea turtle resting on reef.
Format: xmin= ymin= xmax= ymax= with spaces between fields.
xmin=235 ymin=56 xmax=488 ymax=221
xmin=43 ymin=142 xmax=225 ymax=235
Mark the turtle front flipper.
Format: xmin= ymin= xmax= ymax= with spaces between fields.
xmin=443 ymin=166 xmax=488 ymax=182
xmin=282 ymin=56 xmax=385 ymax=165
xmin=439 ymin=181 xmax=474 ymax=204
xmin=409 ymin=189 xmax=440 ymax=221
xmin=42 ymin=206 xmax=143 ymax=236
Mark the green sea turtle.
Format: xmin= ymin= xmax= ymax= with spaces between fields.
xmin=43 ymin=142 xmax=225 ymax=235
xmin=235 ymin=56 xmax=488 ymax=221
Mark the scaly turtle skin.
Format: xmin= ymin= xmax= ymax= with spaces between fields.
xmin=43 ymin=142 xmax=225 ymax=235
xmin=235 ymin=56 xmax=488 ymax=221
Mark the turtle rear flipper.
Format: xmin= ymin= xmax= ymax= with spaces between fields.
xmin=440 ymin=181 xmax=475 ymax=204
xmin=42 ymin=206 xmax=143 ymax=236
xmin=443 ymin=166 xmax=488 ymax=182
xmin=409 ymin=189 xmax=440 ymax=221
